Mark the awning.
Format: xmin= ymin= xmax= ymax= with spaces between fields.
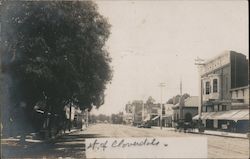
xmin=211 ymin=110 xmax=241 ymax=120
xmin=193 ymin=112 xmax=216 ymax=120
xmin=231 ymin=109 xmax=249 ymax=121
xmin=143 ymin=115 xmax=150 ymax=122
xmin=151 ymin=115 xmax=160 ymax=120
xmin=193 ymin=112 xmax=217 ymax=120
xmin=192 ymin=114 xmax=200 ymax=120
xmin=192 ymin=109 xmax=249 ymax=121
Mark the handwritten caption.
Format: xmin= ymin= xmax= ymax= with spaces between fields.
xmin=86 ymin=137 xmax=207 ymax=158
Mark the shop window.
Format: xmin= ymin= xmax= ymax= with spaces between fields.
xmin=205 ymin=81 xmax=210 ymax=94
xmin=207 ymin=106 xmax=214 ymax=112
xmin=214 ymin=105 xmax=218 ymax=111
xmin=202 ymin=106 xmax=206 ymax=112
xmin=219 ymin=105 xmax=222 ymax=111
xmin=213 ymin=79 xmax=218 ymax=93
xmin=222 ymin=105 xmax=227 ymax=111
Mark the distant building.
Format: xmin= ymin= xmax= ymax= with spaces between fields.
xmin=172 ymin=96 xmax=199 ymax=124
xmin=144 ymin=103 xmax=161 ymax=126
xmin=163 ymin=104 xmax=174 ymax=127
xmin=132 ymin=100 xmax=143 ymax=125
xmin=193 ymin=51 xmax=249 ymax=133
xmin=125 ymin=100 xmax=163 ymax=126
xmin=124 ymin=103 xmax=133 ymax=124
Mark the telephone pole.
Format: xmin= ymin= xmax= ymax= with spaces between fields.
xmin=195 ymin=57 xmax=205 ymax=119
xmin=179 ymin=78 xmax=183 ymax=121
xmin=159 ymin=82 xmax=166 ymax=130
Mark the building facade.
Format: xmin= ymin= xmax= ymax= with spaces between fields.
xmin=124 ymin=101 xmax=164 ymax=126
xmin=193 ymin=51 xmax=249 ymax=133
xmin=172 ymin=96 xmax=199 ymax=124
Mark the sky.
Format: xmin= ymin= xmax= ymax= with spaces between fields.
xmin=91 ymin=0 xmax=248 ymax=115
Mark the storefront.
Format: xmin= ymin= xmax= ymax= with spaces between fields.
xmin=193 ymin=109 xmax=249 ymax=133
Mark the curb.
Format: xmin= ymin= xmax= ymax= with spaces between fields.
xmin=187 ymin=131 xmax=248 ymax=139
xmin=152 ymin=127 xmax=248 ymax=139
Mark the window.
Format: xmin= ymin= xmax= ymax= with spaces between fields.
xmin=202 ymin=106 xmax=206 ymax=112
xmin=214 ymin=105 xmax=218 ymax=112
xmin=236 ymin=90 xmax=238 ymax=98
xmin=242 ymin=89 xmax=244 ymax=96
xmin=222 ymin=105 xmax=227 ymax=111
xmin=205 ymin=82 xmax=210 ymax=94
xmin=213 ymin=79 xmax=218 ymax=93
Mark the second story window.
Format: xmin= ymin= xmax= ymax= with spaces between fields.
xmin=213 ymin=79 xmax=218 ymax=93
xmin=205 ymin=81 xmax=210 ymax=94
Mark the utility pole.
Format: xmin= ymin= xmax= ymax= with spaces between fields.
xmin=195 ymin=57 xmax=205 ymax=119
xmin=141 ymin=95 xmax=146 ymax=123
xmin=159 ymin=82 xmax=166 ymax=130
xmin=142 ymin=101 xmax=144 ymax=123
xmin=179 ymin=77 xmax=183 ymax=121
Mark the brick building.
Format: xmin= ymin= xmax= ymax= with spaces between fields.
xmin=193 ymin=51 xmax=249 ymax=133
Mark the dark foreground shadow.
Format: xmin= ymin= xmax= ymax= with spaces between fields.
xmin=2 ymin=132 xmax=104 ymax=158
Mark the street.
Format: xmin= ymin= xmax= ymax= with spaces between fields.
xmin=84 ymin=124 xmax=249 ymax=158
xmin=2 ymin=123 xmax=249 ymax=158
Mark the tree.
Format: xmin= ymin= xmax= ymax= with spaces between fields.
xmin=179 ymin=93 xmax=190 ymax=106
xmin=166 ymin=98 xmax=173 ymax=104
xmin=146 ymin=96 xmax=155 ymax=104
xmin=1 ymin=1 xmax=112 ymax=134
xmin=166 ymin=93 xmax=190 ymax=105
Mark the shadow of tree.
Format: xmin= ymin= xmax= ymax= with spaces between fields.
xmin=2 ymin=132 xmax=105 ymax=158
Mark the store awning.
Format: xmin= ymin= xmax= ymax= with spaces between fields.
xmin=193 ymin=112 xmax=216 ymax=120
xmin=143 ymin=115 xmax=151 ymax=122
xmin=231 ymin=109 xmax=249 ymax=121
xmin=192 ymin=109 xmax=249 ymax=121
xmin=152 ymin=115 xmax=160 ymax=120
xmin=211 ymin=110 xmax=240 ymax=120
xmin=192 ymin=114 xmax=200 ymax=120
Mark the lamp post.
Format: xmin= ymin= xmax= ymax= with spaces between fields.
xmin=159 ymin=82 xmax=166 ymax=130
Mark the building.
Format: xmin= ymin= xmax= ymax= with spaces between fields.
xmin=144 ymin=103 xmax=161 ymax=126
xmin=172 ymin=96 xmax=199 ymax=124
xmin=163 ymin=104 xmax=174 ymax=127
xmin=123 ymin=103 xmax=133 ymax=124
xmin=193 ymin=51 xmax=249 ymax=133
xmin=125 ymin=100 xmax=164 ymax=126
xmin=131 ymin=100 xmax=143 ymax=125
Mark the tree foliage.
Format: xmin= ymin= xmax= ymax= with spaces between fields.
xmin=1 ymin=1 xmax=112 ymax=119
xmin=146 ymin=96 xmax=155 ymax=104
xmin=166 ymin=93 xmax=190 ymax=105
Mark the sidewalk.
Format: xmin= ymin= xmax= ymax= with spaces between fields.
xmin=151 ymin=126 xmax=175 ymax=131
xmin=151 ymin=126 xmax=248 ymax=139
xmin=1 ymin=128 xmax=80 ymax=151
xmin=190 ymin=129 xmax=248 ymax=139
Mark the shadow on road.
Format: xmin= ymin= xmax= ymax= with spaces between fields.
xmin=2 ymin=131 xmax=104 ymax=158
